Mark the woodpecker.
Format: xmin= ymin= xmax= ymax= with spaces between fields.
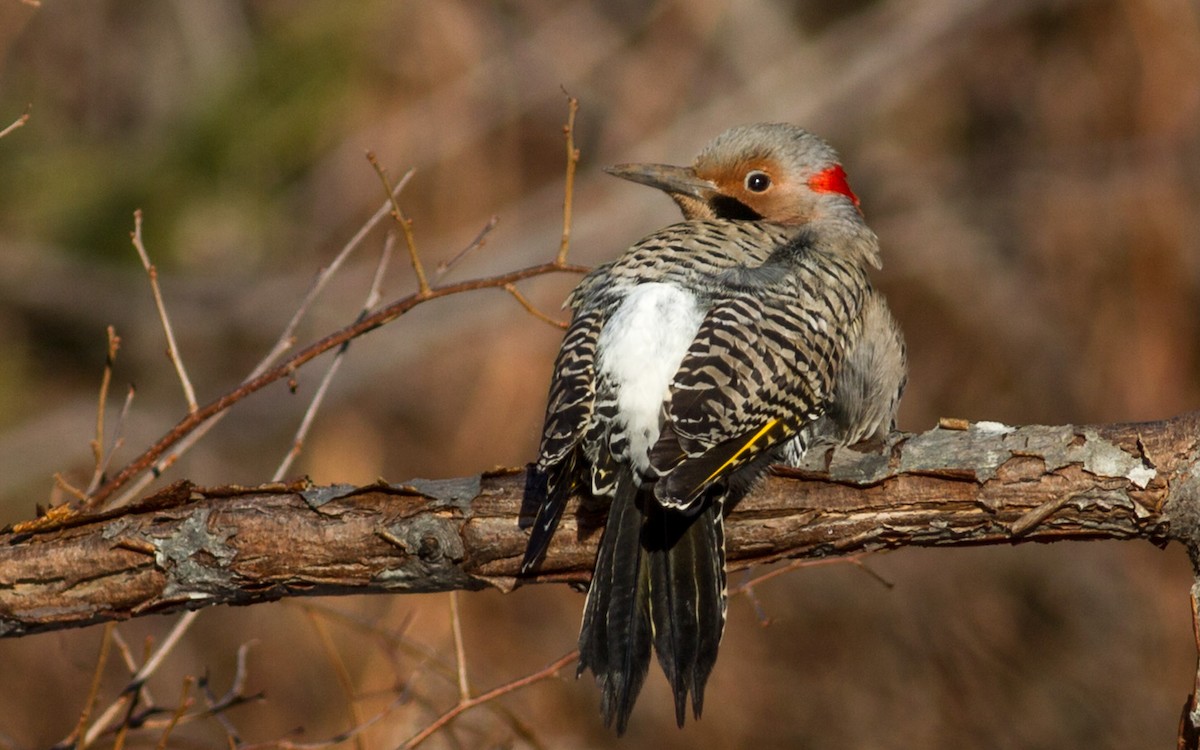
xmin=521 ymin=123 xmax=906 ymax=733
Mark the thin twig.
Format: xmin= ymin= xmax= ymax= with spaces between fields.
xmin=727 ymin=554 xmax=892 ymax=627
xmin=556 ymin=94 xmax=580 ymax=266
xmin=305 ymin=610 xmax=367 ymax=750
xmin=107 ymin=172 xmax=413 ymax=509
xmin=201 ymin=641 xmax=256 ymax=745
xmin=74 ymin=260 xmax=586 ymax=512
xmin=848 ymin=556 xmax=894 ymax=589
xmin=449 ymin=592 xmax=471 ymax=702
xmin=98 ymin=385 xmax=137 ymax=485
xmin=259 ymin=169 xmax=414 ymax=377
xmin=728 ymin=554 xmax=874 ymax=597
xmin=87 ymin=327 xmax=120 ymax=494
xmin=109 ymin=628 xmax=140 ymax=674
xmin=53 ymin=472 xmax=87 ymax=503
xmin=398 ymin=650 xmax=578 ymax=750
xmin=127 ymin=677 xmax=262 ymax=737
xmin=135 ymin=611 xmax=199 ymax=686
xmin=82 ymin=611 xmax=200 ymax=747
xmin=154 ymin=677 xmax=193 ymax=750
xmin=302 ymin=600 xmax=539 ymax=744
xmin=367 ymin=152 xmax=430 ymax=296
xmin=503 ymin=283 xmax=569 ymax=329
xmin=62 ymin=623 xmax=115 ymax=748
xmin=0 ymin=106 xmax=30 ymax=139
xmin=273 ymin=234 xmax=394 ymax=481
xmin=240 ymin=695 xmax=408 ymax=750
xmin=106 ymin=627 xmax=158 ymax=716
xmin=1189 ymin=585 xmax=1200 ymax=732
xmin=293 ymin=602 xmax=458 ymax=687
xmin=131 ymin=211 xmax=197 ymax=413
xmin=436 ymin=215 xmax=499 ymax=278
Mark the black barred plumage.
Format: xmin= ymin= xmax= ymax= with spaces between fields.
xmin=521 ymin=123 xmax=906 ymax=733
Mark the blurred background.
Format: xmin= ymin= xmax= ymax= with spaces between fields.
xmin=1 ymin=0 xmax=1198 ymax=747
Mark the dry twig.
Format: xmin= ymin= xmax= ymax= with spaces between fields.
xmin=0 ymin=106 xmax=30 ymax=139
xmin=68 ymin=97 xmax=590 ymax=514
xmin=368 ymin=153 xmax=430 ymax=296
xmin=61 ymin=623 xmax=115 ymax=749
xmin=273 ymin=233 xmax=395 ymax=481
xmin=436 ymin=215 xmax=499 ymax=278
xmin=449 ymin=591 xmax=471 ymax=702
xmin=107 ymin=171 xmax=414 ymax=509
xmin=132 ymin=210 xmax=198 ymax=413
xmin=503 ymin=283 xmax=569 ymax=329
xmin=88 ymin=327 xmax=121 ymax=490
xmin=305 ymin=609 xmax=367 ymax=750
xmin=69 ymin=258 xmax=586 ymax=513
xmin=154 ymin=677 xmax=193 ymax=750
xmin=556 ymin=94 xmax=580 ymax=266
xmin=399 ymin=651 xmax=579 ymax=750
xmin=80 ymin=611 xmax=200 ymax=747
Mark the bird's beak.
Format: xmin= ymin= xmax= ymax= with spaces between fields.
xmin=604 ymin=163 xmax=717 ymax=201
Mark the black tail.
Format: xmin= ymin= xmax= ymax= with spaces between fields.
xmin=646 ymin=494 xmax=726 ymax=726
xmin=578 ymin=471 xmax=727 ymax=733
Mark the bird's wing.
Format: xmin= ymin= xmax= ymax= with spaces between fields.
xmin=536 ymin=305 xmax=605 ymax=469
xmin=521 ymin=307 xmax=606 ymax=572
xmin=651 ymin=248 xmax=868 ymax=510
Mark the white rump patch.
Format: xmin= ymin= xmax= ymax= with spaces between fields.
xmin=596 ymin=283 xmax=705 ymax=473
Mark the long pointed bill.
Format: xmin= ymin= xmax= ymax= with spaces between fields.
xmin=604 ymin=163 xmax=717 ymax=201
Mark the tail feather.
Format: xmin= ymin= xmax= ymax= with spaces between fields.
xmin=578 ymin=470 xmax=728 ymax=732
xmin=645 ymin=497 xmax=727 ymax=725
xmin=578 ymin=471 xmax=652 ymax=733
xmin=520 ymin=456 xmax=577 ymax=574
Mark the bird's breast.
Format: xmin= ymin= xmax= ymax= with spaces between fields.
xmin=595 ymin=282 xmax=705 ymax=475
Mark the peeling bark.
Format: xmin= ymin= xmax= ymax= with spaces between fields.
xmin=1 ymin=413 xmax=1198 ymax=639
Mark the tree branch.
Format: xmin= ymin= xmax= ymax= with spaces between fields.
xmin=3 ymin=413 xmax=1198 ymax=638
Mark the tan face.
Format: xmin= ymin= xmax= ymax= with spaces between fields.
xmin=693 ymin=155 xmax=810 ymax=223
xmin=606 ymin=148 xmax=860 ymax=224
xmin=694 ymin=153 xmax=860 ymax=224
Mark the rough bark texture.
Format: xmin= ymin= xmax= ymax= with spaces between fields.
xmin=2 ymin=414 xmax=1199 ymax=639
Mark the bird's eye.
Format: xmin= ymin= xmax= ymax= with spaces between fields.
xmin=745 ymin=170 xmax=771 ymax=192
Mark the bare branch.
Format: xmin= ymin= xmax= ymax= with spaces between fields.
xmin=273 ymin=234 xmax=395 ymax=481
xmin=200 ymin=640 xmax=257 ymax=744
xmin=240 ymin=695 xmax=407 ymax=750
xmin=131 ymin=211 xmax=197 ymax=413
xmin=261 ymin=168 xmax=413 ymax=375
xmin=436 ymin=215 xmax=499 ymax=278
xmin=87 ymin=327 xmax=121 ymax=494
xmin=503 ymin=283 xmax=569 ymax=329
xmin=367 ymin=153 xmax=429 ymax=296
xmin=70 ymin=259 xmax=586 ymax=512
xmin=0 ymin=106 xmax=30 ymax=139
xmin=81 ymin=611 xmax=200 ymax=747
xmin=304 ymin=609 xmax=367 ymax=750
xmin=3 ymin=415 xmax=1196 ymax=638
xmin=61 ymin=623 xmax=115 ymax=749
xmin=153 ymin=676 xmax=192 ymax=750
xmin=449 ymin=591 xmax=470 ymax=702
xmin=556 ymin=94 xmax=580 ymax=266
xmin=399 ymin=650 xmax=578 ymax=750
xmin=108 ymin=170 xmax=414 ymax=508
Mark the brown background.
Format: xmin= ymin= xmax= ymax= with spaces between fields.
xmin=0 ymin=1 xmax=1198 ymax=747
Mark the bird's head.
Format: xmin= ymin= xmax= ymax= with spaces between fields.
xmin=606 ymin=123 xmax=861 ymax=224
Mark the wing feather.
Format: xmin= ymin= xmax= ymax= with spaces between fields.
xmin=652 ymin=240 xmax=870 ymax=509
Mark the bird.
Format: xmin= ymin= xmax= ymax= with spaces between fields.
xmin=520 ymin=123 xmax=906 ymax=734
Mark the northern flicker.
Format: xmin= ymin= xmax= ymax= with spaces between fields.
xmin=521 ymin=123 xmax=906 ymax=733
